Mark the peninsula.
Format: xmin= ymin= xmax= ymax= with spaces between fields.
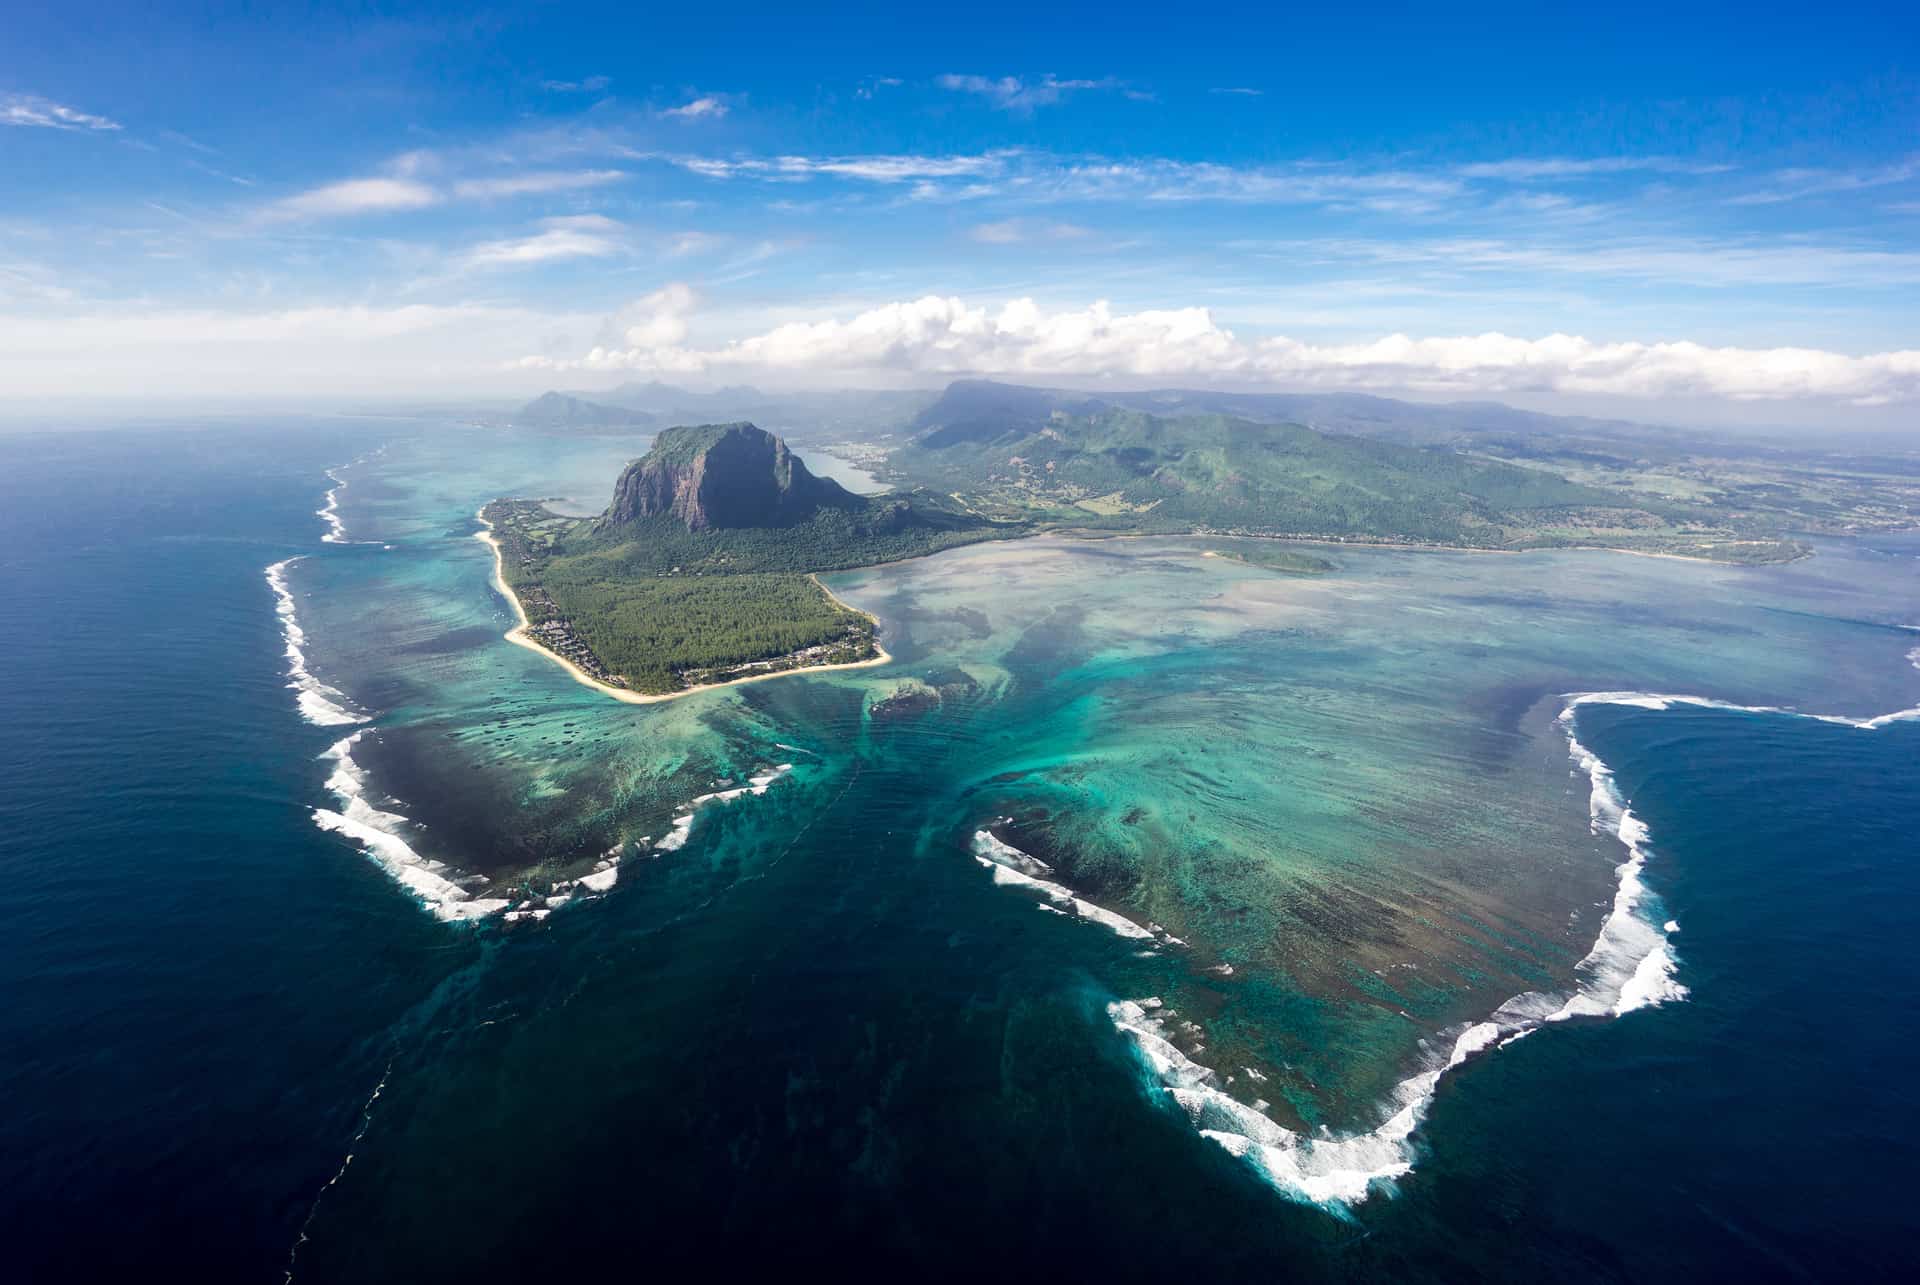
xmin=482 ymin=423 xmax=1013 ymax=697
xmin=487 ymin=382 xmax=1905 ymax=703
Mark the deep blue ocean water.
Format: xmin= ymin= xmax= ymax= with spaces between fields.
xmin=2 ymin=421 xmax=1916 ymax=1281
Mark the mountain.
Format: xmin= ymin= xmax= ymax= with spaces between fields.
xmin=485 ymin=422 xmax=1016 ymax=693
xmin=575 ymin=383 xmax=939 ymax=440
xmin=598 ymin=423 xmax=859 ymax=532
xmin=895 ymin=393 xmax=1679 ymax=546
xmin=909 ymin=379 xmax=1098 ymax=449
xmin=516 ymin=392 xmax=654 ymax=430
xmin=907 ymin=378 xmax=1692 ymax=458
xmin=578 ymin=422 xmax=1007 ymax=571
xmin=590 ymin=381 xmax=768 ymax=413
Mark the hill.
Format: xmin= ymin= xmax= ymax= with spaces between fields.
xmin=892 ymin=393 xmax=1681 ymax=548
xmin=484 ymin=423 xmax=1017 ymax=695
xmin=515 ymin=392 xmax=654 ymax=430
xmin=895 ymin=380 xmax=1914 ymax=549
xmin=598 ymin=423 xmax=859 ymax=532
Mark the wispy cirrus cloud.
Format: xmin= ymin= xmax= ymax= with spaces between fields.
xmin=970 ymin=218 xmax=1089 ymax=244
xmin=1208 ymin=87 xmax=1263 ymax=97
xmin=260 ymin=159 xmax=625 ymax=221
xmin=515 ymin=290 xmax=1920 ymax=405
xmin=263 ymin=176 xmax=440 ymax=221
xmin=641 ymin=151 xmax=1451 ymax=211
xmin=935 ymin=74 xmax=1136 ymax=114
xmin=462 ymin=215 xmax=625 ymax=269
xmin=541 ymin=75 xmax=610 ymax=93
xmin=452 ymin=169 xmax=627 ymax=199
xmin=661 ymin=96 xmax=729 ymax=121
xmin=1729 ymin=154 xmax=1920 ymax=206
xmin=647 ymin=149 xmax=1460 ymax=212
xmin=1252 ymin=234 xmax=1920 ymax=290
xmin=1457 ymin=156 xmax=1732 ymax=180
xmin=651 ymin=150 xmax=1012 ymax=183
xmin=2 ymin=92 xmax=120 ymax=132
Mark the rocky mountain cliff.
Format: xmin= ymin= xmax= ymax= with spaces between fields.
xmin=598 ymin=423 xmax=858 ymax=532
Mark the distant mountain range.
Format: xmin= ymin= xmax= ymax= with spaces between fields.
xmin=905 ymin=378 xmax=1691 ymax=459
xmin=524 ymin=376 xmax=1705 ymax=460
xmin=892 ymin=381 xmax=1658 ymax=546
xmin=514 ymin=391 xmax=654 ymax=430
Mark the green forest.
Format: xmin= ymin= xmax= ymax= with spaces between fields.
xmin=484 ymin=401 xmax=1825 ymax=698
xmin=550 ymin=573 xmax=873 ymax=694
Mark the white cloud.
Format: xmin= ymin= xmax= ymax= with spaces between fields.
xmin=1209 ymin=87 xmax=1263 ymax=97
xmin=667 ymin=230 xmax=727 ymax=256
xmin=514 ymin=292 xmax=1920 ymax=405
xmin=653 ymin=149 xmax=1457 ymax=212
xmin=452 ymin=169 xmax=626 ymax=198
xmin=655 ymin=151 xmax=1009 ymax=183
xmin=0 ymin=301 xmax=582 ymax=397
xmin=260 ymin=162 xmax=624 ymax=221
xmin=1 ymin=93 xmax=120 ymax=131
xmin=264 ymin=176 xmax=440 ymax=220
xmin=1730 ymin=154 xmax=1920 ymax=206
xmin=1258 ymin=234 xmax=1920 ymax=289
xmin=621 ymin=283 xmax=698 ymax=347
xmin=1045 ymin=159 xmax=1464 ymax=212
xmin=662 ymin=96 xmax=728 ymax=121
xmin=970 ymin=219 xmax=1089 ymax=244
xmin=542 ymin=75 xmax=611 ymax=93
xmin=936 ymin=74 xmax=1126 ymax=113
xmin=463 ymin=215 xmax=624 ymax=269
xmin=1458 ymin=156 xmax=1731 ymax=180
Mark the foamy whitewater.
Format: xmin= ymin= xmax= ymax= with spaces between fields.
xmin=314 ymin=449 xmax=385 ymax=545
xmin=970 ymin=829 xmax=1181 ymax=945
xmin=265 ymin=558 xmax=367 ymax=728
xmin=312 ymin=733 xmax=510 ymax=922
xmin=316 ymin=468 xmax=349 ymax=544
xmin=653 ymin=765 xmax=795 ymax=853
xmin=1098 ymin=694 xmax=1707 ymax=1210
xmin=1102 ymin=682 xmax=1920 ymax=1209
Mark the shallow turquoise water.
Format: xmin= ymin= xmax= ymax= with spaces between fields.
xmin=4 ymin=419 xmax=1917 ymax=1280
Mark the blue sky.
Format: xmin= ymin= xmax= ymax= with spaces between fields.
xmin=3 ymin=1 xmax=1917 ymax=423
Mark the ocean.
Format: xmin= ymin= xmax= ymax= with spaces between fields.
xmin=2 ymin=418 xmax=1915 ymax=1282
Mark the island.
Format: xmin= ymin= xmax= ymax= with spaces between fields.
xmin=480 ymin=422 xmax=1015 ymax=698
xmin=485 ymin=382 xmax=1916 ymax=703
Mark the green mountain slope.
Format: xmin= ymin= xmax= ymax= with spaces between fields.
xmin=894 ymin=395 xmax=1684 ymax=547
xmin=486 ymin=423 xmax=1016 ymax=693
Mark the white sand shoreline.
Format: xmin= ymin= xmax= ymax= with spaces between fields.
xmin=473 ymin=508 xmax=892 ymax=706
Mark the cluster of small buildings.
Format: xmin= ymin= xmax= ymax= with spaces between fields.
xmin=680 ymin=627 xmax=871 ymax=686
xmin=529 ymin=618 xmax=620 ymax=682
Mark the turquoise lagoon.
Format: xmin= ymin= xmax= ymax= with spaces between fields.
xmin=9 ymin=419 xmax=1913 ymax=1280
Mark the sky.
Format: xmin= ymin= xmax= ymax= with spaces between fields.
xmin=3 ymin=0 xmax=1918 ymax=428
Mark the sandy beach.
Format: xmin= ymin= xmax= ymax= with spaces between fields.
xmin=474 ymin=509 xmax=892 ymax=706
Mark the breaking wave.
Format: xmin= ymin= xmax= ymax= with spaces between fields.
xmin=653 ymin=763 xmax=794 ymax=853
xmin=317 ymin=468 xmax=350 ymax=544
xmin=970 ymin=828 xmax=1184 ymax=946
xmin=311 ymin=732 xmax=509 ymax=922
xmin=1562 ymin=689 xmax=1920 ymax=732
xmin=1112 ymin=682 xmax=1920 ymax=1208
xmin=265 ymin=558 xmax=367 ymax=727
xmin=316 ymin=448 xmax=384 ymax=545
xmin=1106 ymin=691 xmax=1706 ymax=1209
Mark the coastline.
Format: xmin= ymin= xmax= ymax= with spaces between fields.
xmin=473 ymin=508 xmax=892 ymax=706
xmin=471 ymin=501 xmax=1791 ymax=713
xmin=1046 ymin=526 xmax=1791 ymax=567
